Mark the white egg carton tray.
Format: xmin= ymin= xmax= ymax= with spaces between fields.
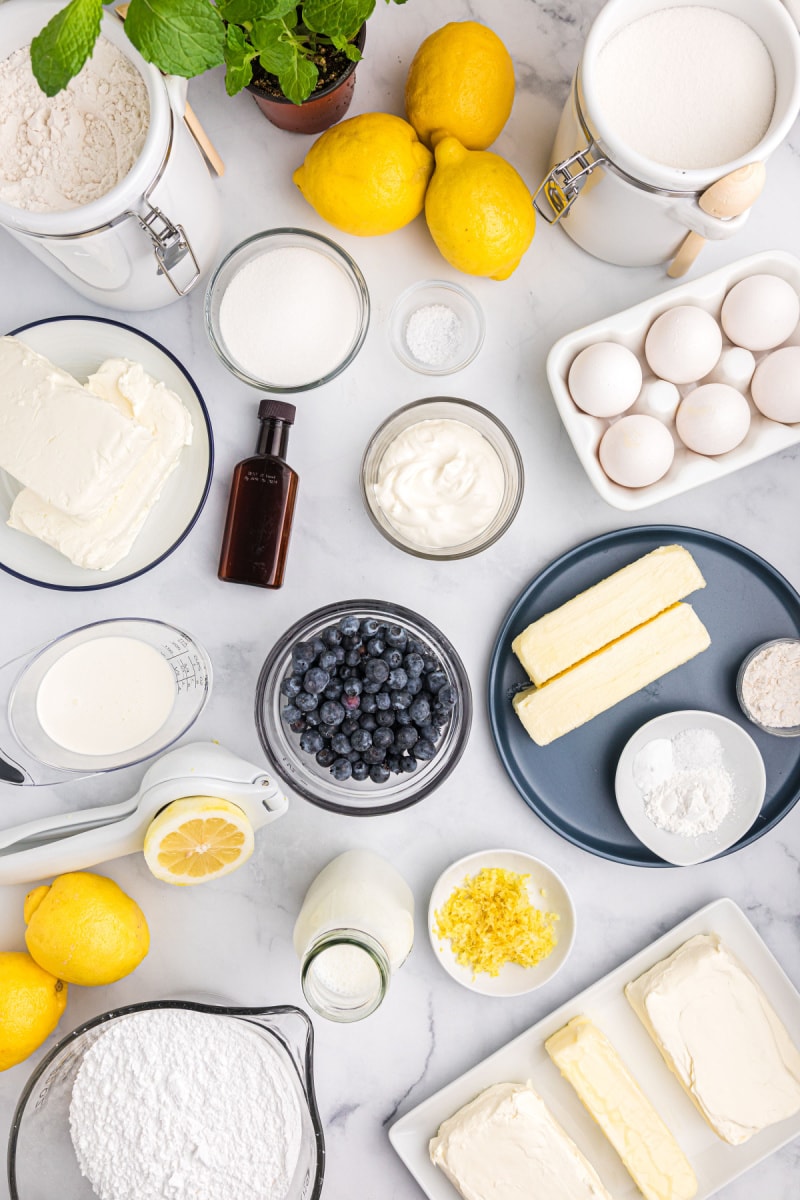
xmin=546 ymin=250 xmax=800 ymax=511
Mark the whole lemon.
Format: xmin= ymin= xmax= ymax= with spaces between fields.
xmin=405 ymin=21 xmax=515 ymax=150
xmin=0 ymin=951 xmax=67 ymax=1071
xmin=292 ymin=112 xmax=434 ymax=237
xmin=424 ymin=136 xmax=536 ymax=280
xmin=24 ymin=872 xmax=149 ymax=987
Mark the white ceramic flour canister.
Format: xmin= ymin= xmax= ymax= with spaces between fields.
xmin=535 ymin=0 xmax=800 ymax=266
xmin=0 ymin=0 xmax=221 ymax=309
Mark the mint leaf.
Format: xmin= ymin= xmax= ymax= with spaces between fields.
xmin=125 ymin=0 xmax=225 ymax=77
xmin=303 ymin=0 xmax=374 ymax=40
xmin=217 ymin=0 xmax=296 ymax=22
xmin=250 ymin=20 xmax=296 ymax=75
xmin=224 ymin=22 xmax=254 ymax=95
xmin=278 ymin=50 xmax=318 ymax=105
xmin=30 ymin=0 xmax=103 ymax=97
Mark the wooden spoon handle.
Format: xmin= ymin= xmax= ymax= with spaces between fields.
xmin=667 ymin=230 xmax=707 ymax=279
xmin=698 ymin=161 xmax=766 ymax=218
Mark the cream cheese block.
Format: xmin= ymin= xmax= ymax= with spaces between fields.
xmin=626 ymin=933 xmax=800 ymax=1145
xmin=512 ymin=545 xmax=706 ymax=686
xmin=545 ymin=1016 xmax=697 ymax=1200
xmin=429 ymin=1081 xmax=612 ymax=1200
xmin=512 ymin=603 xmax=710 ymax=746
xmin=0 ymin=337 xmax=153 ymax=519
xmin=9 ymin=359 xmax=193 ymax=571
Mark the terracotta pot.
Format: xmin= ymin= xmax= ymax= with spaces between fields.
xmin=247 ymin=26 xmax=365 ymax=135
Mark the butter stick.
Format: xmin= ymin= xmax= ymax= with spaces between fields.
xmin=512 ymin=545 xmax=706 ymax=686
xmin=545 ymin=1016 xmax=697 ymax=1200
xmin=512 ymin=603 xmax=710 ymax=746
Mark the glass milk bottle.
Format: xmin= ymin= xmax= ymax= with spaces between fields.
xmin=293 ymin=850 xmax=414 ymax=1022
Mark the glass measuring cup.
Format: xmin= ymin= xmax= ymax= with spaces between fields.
xmin=0 ymin=618 xmax=212 ymax=785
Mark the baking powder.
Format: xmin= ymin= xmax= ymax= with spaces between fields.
xmin=405 ymin=303 xmax=463 ymax=367
xmin=0 ymin=37 xmax=149 ymax=212
xmin=633 ymin=727 xmax=733 ymax=837
xmin=69 ymin=1009 xmax=302 ymax=1200
xmin=741 ymin=640 xmax=800 ymax=729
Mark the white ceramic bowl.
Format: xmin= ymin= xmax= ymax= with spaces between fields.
xmin=615 ymin=710 xmax=766 ymax=866
xmin=427 ymin=849 xmax=575 ymax=997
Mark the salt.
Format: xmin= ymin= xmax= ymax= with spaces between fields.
xmin=218 ymin=246 xmax=361 ymax=386
xmin=595 ymin=7 xmax=776 ymax=169
xmin=405 ymin=303 xmax=463 ymax=367
xmin=633 ymin=727 xmax=733 ymax=837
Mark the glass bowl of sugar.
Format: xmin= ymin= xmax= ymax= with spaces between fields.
xmin=205 ymin=228 xmax=370 ymax=393
xmin=389 ymin=280 xmax=485 ymax=375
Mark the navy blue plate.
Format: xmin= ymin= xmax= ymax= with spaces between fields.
xmin=488 ymin=525 xmax=800 ymax=867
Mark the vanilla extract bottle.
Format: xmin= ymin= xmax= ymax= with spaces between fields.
xmin=218 ymin=400 xmax=298 ymax=589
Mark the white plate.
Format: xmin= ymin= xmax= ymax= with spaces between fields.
xmin=615 ymin=710 xmax=767 ymax=866
xmin=427 ymin=849 xmax=576 ymax=997
xmin=546 ymin=251 xmax=800 ymax=511
xmin=390 ymin=898 xmax=800 ymax=1200
xmin=0 ymin=316 xmax=213 ymax=590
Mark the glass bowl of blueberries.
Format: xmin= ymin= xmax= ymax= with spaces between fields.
xmin=255 ymin=599 xmax=472 ymax=815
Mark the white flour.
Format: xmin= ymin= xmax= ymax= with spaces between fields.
xmin=740 ymin=640 xmax=800 ymax=729
xmin=69 ymin=1009 xmax=303 ymax=1200
xmin=0 ymin=37 xmax=149 ymax=212
xmin=633 ymin=727 xmax=733 ymax=837
xmin=595 ymin=7 xmax=775 ymax=169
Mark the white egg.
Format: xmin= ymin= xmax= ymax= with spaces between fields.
xmin=721 ymin=274 xmax=800 ymax=351
xmin=675 ymin=384 xmax=751 ymax=455
xmin=750 ymin=346 xmax=800 ymax=423
xmin=644 ymin=305 xmax=722 ymax=384
xmin=598 ymin=415 xmax=675 ymax=487
xmin=568 ymin=341 xmax=642 ymax=416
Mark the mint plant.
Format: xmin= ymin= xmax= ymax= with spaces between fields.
xmin=31 ymin=0 xmax=406 ymax=104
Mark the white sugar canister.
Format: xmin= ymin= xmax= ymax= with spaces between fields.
xmin=0 ymin=0 xmax=220 ymax=309
xmin=535 ymin=0 xmax=800 ymax=266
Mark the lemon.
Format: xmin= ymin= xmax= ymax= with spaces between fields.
xmin=292 ymin=112 xmax=433 ymax=237
xmin=0 ymin=951 xmax=67 ymax=1071
xmin=24 ymin=872 xmax=149 ymax=987
xmin=405 ymin=21 xmax=515 ymax=151
xmin=143 ymin=796 xmax=254 ymax=886
xmin=424 ymin=136 xmax=536 ymax=280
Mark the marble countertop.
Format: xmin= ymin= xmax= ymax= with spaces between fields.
xmin=1 ymin=1 xmax=800 ymax=1197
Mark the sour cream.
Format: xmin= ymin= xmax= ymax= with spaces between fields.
xmin=36 ymin=636 xmax=176 ymax=757
xmin=373 ymin=418 xmax=505 ymax=549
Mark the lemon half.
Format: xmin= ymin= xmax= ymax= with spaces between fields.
xmin=143 ymin=796 xmax=255 ymax=886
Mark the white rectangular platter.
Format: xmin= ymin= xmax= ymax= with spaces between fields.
xmin=389 ymin=898 xmax=800 ymax=1200
xmin=546 ymin=250 xmax=800 ymax=511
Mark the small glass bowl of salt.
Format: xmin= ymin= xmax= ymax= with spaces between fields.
xmin=389 ymin=280 xmax=485 ymax=375
xmin=737 ymin=638 xmax=800 ymax=737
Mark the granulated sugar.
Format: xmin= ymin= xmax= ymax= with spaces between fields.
xmin=69 ymin=1008 xmax=302 ymax=1200
xmin=0 ymin=37 xmax=149 ymax=212
xmin=595 ymin=7 xmax=775 ymax=169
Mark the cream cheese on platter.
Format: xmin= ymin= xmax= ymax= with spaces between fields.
xmin=626 ymin=933 xmax=800 ymax=1144
xmin=373 ymin=418 xmax=505 ymax=549
xmin=430 ymin=1081 xmax=612 ymax=1200
xmin=9 ymin=358 xmax=193 ymax=570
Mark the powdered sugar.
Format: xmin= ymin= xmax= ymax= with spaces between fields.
xmin=0 ymin=37 xmax=149 ymax=213
xmin=69 ymin=1009 xmax=302 ymax=1200
xmin=634 ymin=728 xmax=733 ymax=837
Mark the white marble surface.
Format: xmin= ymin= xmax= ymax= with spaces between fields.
xmin=1 ymin=0 xmax=800 ymax=1197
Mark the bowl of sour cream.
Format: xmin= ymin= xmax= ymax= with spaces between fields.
xmin=360 ymin=397 xmax=524 ymax=560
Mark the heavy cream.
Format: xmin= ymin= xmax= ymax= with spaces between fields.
xmin=373 ymin=418 xmax=505 ymax=549
xmin=626 ymin=933 xmax=800 ymax=1144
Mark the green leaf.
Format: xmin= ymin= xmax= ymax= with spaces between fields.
xmin=125 ymin=0 xmax=225 ymax=77
xmin=223 ymin=21 xmax=255 ymax=94
xmin=217 ymin=0 xmax=296 ymax=23
xmin=250 ymin=19 xmax=296 ymax=74
xmin=302 ymin=0 xmax=374 ymax=40
xmin=30 ymin=0 xmax=103 ymax=97
xmin=278 ymin=49 xmax=317 ymax=104
xmin=341 ymin=40 xmax=361 ymax=61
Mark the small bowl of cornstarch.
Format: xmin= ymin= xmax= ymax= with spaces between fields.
xmin=389 ymin=280 xmax=485 ymax=375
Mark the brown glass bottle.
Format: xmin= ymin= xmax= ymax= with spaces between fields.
xmin=218 ymin=400 xmax=298 ymax=589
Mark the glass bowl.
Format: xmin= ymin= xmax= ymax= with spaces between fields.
xmin=204 ymin=228 xmax=370 ymax=393
xmin=388 ymin=280 xmax=485 ymax=374
xmin=360 ymin=398 xmax=524 ymax=561
xmin=736 ymin=638 xmax=800 ymax=737
xmin=254 ymin=599 xmax=472 ymax=816
xmin=8 ymin=1000 xmax=324 ymax=1200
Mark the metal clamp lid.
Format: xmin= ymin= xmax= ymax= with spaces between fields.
xmin=533 ymin=143 xmax=606 ymax=225
xmin=129 ymin=200 xmax=200 ymax=297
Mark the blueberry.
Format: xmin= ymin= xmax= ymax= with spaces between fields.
xmin=299 ymin=729 xmax=324 ymax=754
xmin=423 ymin=657 xmax=440 ymax=674
xmin=365 ymin=659 xmax=389 ymax=685
xmin=406 ymin=676 xmax=422 ymax=696
xmin=304 ymin=711 xmax=321 ymax=728
xmin=331 ymin=732 xmax=351 ymax=755
xmin=359 ymin=713 xmax=377 ymax=731
xmin=407 ymin=638 xmax=426 ymax=656
xmin=395 ymin=710 xmax=412 ymax=725
xmin=401 ymin=755 xmax=418 ymax=773
xmin=289 ymin=718 xmax=306 ymax=733
xmin=409 ymin=697 xmax=431 ymax=724
xmin=323 ymin=679 xmax=344 ymax=701
xmin=295 ymin=691 xmax=319 ymax=713
xmin=391 ymin=690 xmax=412 ymax=710
xmin=338 ymin=615 xmax=361 ymax=637
xmin=320 ymin=700 xmax=345 ymax=725
xmin=350 ymin=728 xmax=372 ymax=752
xmin=376 ymin=710 xmax=395 ymax=727
xmin=280 ymin=674 xmax=304 ymax=699
xmin=338 ymin=666 xmax=357 ymax=680
xmin=311 ymin=637 xmax=326 ymax=658
xmin=323 ymin=626 xmax=342 ymax=647
xmin=404 ymin=653 xmax=425 ymax=676
xmin=418 ymin=721 xmax=437 ymax=742
xmin=369 ymin=763 xmax=390 ymax=784
xmin=387 ymin=754 xmax=402 ymax=774
xmin=303 ymin=667 xmax=329 ymax=694
xmin=333 ymin=646 xmax=346 ymax=664
xmin=360 ymin=618 xmax=380 ymax=637
xmin=316 ymin=747 xmax=336 ymax=768
xmin=318 ymin=722 xmax=339 ymax=739
xmin=363 ymin=745 xmax=386 ymax=764
xmin=342 ymin=716 xmax=360 ymax=735
xmin=343 ymin=695 xmax=361 ymax=714
xmin=387 ymin=668 xmax=408 ymax=690
xmin=331 ymin=758 xmax=353 ymax=781
xmin=375 ymin=690 xmax=392 ymax=710
xmin=385 ymin=625 xmax=407 ymax=648
xmin=360 ymin=693 xmax=377 ymax=714
xmin=343 ymin=678 xmax=363 ymax=697
xmin=382 ymin=648 xmax=403 ymax=669
xmin=415 ymin=739 xmax=437 ymax=760
xmin=426 ymin=670 xmax=448 ymax=693
xmin=437 ymin=685 xmax=457 ymax=709
xmin=282 ymin=704 xmax=301 ymax=723
xmin=373 ymin=727 xmax=394 ymax=750
xmin=432 ymin=704 xmax=451 ymax=725
xmin=366 ymin=636 xmax=385 ymax=656
xmin=395 ymin=725 xmax=418 ymax=750
xmin=362 ymin=680 xmax=382 ymax=695
xmin=351 ymin=760 xmax=370 ymax=781
xmin=317 ymin=650 xmax=338 ymax=673
xmin=291 ymin=642 xmax=316 ymax=671
xmin=346 ymin=751 xmax=363 ymax=764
